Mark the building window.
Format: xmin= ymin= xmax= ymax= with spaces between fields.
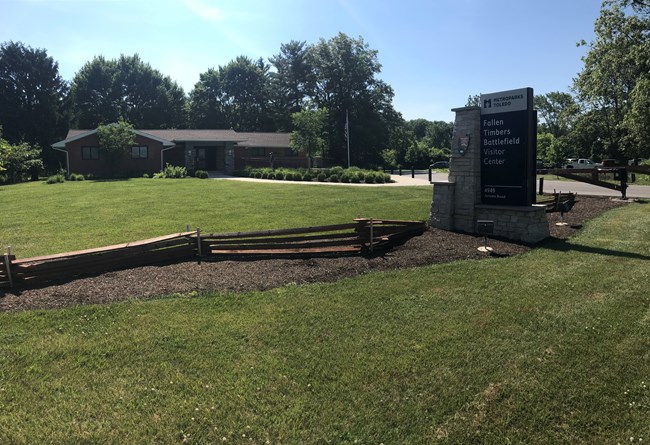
xmin=251 ymin=147 xmax=265 ymax=157
xmin=82 ymin=146 xmax=99 ymax=160
xmin=131 ymin=145 xmax=148 ymax=159
xmin=285 ymin=148 xmax=299 ymax=157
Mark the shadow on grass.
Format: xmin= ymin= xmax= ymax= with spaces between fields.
xmin=540 ymin=237 xmax=650 ymax=261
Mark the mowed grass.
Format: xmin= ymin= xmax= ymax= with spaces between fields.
xmin=0 ymin=179 xmax=431 ymax=258
xmin=0 ymin=182 xmax=648 ymax=443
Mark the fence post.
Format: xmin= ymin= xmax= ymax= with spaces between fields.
xmin=538 ymin=177 xmax=544 ymax=195
xmin=428 ymin=167 xmax=432 ymax=182
xmin=411 ymin=166 xmax=415 ymax=178
xmin=4 ymin=248 xmax=13 ymax=289
xmin=398 ymin=166 xmax=402 ymax=176
xmin=196 ymin=228 xmax=202 ymax=264
xmin=369 ymin=218 xmax=374 ymax=253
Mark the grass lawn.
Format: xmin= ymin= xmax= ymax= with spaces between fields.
xmin=0 ymin=178 xmax=431 ymax=258
xmin=0 ymin=180 xmax=648 ymax=443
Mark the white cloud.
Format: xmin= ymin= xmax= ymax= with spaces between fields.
xmin=184 ymin=0 xmax=222 ymax=21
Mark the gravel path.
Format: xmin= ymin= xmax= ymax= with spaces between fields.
xmin=0 ymin=196 xmax=627 ymax=313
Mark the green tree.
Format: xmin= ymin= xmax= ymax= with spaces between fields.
xmin=96 ymin=120 xmax=136 ymax=175
xmin=220 ymin=56 xmax=271 ymax=131
xmin=289 ymin=108 xmax=328 ymax=167
xmin=70 ymin=54 xmax=187 ymax=129
xmin=535 ymin=92 xmax=580 ymax=138
xmin=268 ymin=40 xmax=313 ymax=131
xmin=190 ymin=56 xmax=271 ymax=131
xmin=307 ymin=33 xmax=398 ymax=166
xmin=188 ymin=68 xmax=230 ymax=129
xmin=0 ymin=41 xmax=68 ymax=171
xmin=0 ymin=132 xmax=43 ymax=184
xmin=574 ymin=0 xmax=650 ymax=159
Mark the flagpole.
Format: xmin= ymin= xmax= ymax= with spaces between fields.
xmin=346 ymin=109 xmax=350 ymax=168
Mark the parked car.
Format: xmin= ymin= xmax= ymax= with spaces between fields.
xmin=430 ymin=161 xmax=449 ymax=169
xmin=563 ymin=158 xmax=601 ymax=169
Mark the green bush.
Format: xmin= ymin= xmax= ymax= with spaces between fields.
xmin=85 ymin=173 xmax=94 ymax=180
xmin=317 ymin=173 xmax=327 ymax=182
xmin=350 ymin=174 xmax=360 ymax=184
xmin=375 ymin=173 xmax=385 ymax=184
xmin=68 ymin=173 xmax=85 ymax=181
xmin=46 ymin=174 xmax=65 ymax=184
xmin=383 ymin=173 xmax=392 ymax=183
xmin=142 ymin=173 xmax=150 ymax=179
xmin=364 ymin=172 xmax=376 ymax=184
xmin=157 ymin=163 xmax=187 ymax=179
xmin=284 ymin=172 xmax=294 ymax=181
xmin=330 ymin=166 xmax=344 ymax=176
xmin=340 ymin=172 xmax=351 ymax=183
xmin=356 ymin=171 xmax=366 ymax=181
xmin=329 ymin=174 xmax=339 ymax=183
xmin=195 ymin=170 xmax=209 ymax=179
xmin=302 ymin=172 xmax=313 ymax=181
xmin=255 ymin=172 xmax=262 ymax=179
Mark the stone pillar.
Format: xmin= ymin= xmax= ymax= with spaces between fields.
xmin=224 ymin=142 xmax=235 ymax=174
xmin=184 ymin=143 xmax=196 ymax=172
xmin=430 ymin=106 xmax=482 ymax=232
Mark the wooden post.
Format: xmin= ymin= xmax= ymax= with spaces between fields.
xmin=369 ymin=218 xmax=374 ymax=253
xmin=196 ymin=228 xmax=202 ymax=264
xmin=4 ymin=250 xmax=13 ymax=289
xmin=538 ymin=177 xmax=544 ymax=195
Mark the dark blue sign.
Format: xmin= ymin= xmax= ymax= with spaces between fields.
xmin=480 ymin=88 xmax=535 ymax=206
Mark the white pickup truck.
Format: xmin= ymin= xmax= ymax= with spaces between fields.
xmin=563 ymin=158 xmax=601 ymax=169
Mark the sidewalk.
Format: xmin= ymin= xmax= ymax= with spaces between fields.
xmin=209 ymin=172 xmax=433 ymax=186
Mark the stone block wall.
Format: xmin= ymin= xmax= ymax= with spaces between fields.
xmin=475 ymin=204 xmax=550 ymax=243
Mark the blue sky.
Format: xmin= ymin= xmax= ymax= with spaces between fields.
xmin=0 ymin=0 xmax=602 ymax=122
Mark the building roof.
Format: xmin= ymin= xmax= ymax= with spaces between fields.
xmin=56 ymin=129 xmax=289 ymax=148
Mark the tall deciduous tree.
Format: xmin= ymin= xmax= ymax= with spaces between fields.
xmin=96 ymin=120 xmax=136 ymax=175
xmin=308 ymin=33 xmax=398 ymax=166
xmin=190 ymin=56 xmax=271 ymax=131
xmin=0 ymin=41 xmax=68 ymax=170
xmin=289 ymin=108 xmax=328 ymax=167
xmin=574 ymin=0 xmax=650 ymax=159
xmin=70 ymin=54 xmax=187 ymax=129
xmin=535 ymin=92 xmax=580 ymax=138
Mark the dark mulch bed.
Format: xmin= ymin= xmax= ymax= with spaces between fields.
xmin=0 ymin=196 xmax=628 ymax=313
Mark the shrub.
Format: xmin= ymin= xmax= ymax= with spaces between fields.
xmin=254 ymin=171 xmax=262 ymax=179
xmin=142 ymin=173 xmax=150 ymax=179
xmin=284 ymin=172 xmax=294 ymax=181
xmin=350 ymin=173 xmax=360 ymax=183
xmin=340 ymin=172 xmax=351 ymax=183
xmin=383 ymin=173 xmax=392 ymax=183
xmin=356 ymin=171 xmax=366 ymax=181
xmin=329 ymin=174 xmax=339 ymax=183
xmin=269 ymin=172 xmax=277 ymax=180
xmin=69 ymin=173 xmax=85 ymax=181
xmin=364 ymin=172 xmax=376 ymax=184
xmin=317 ymin=173 xmax=327 ymax=182
xmin=85 ymin=173 xmax=94 ymax=180
xmin=261 ymin=172 xmax=269 ymax=179
xmin=330 ymin=166 xmax=344 ymax=176
xmin=293 ymin=173 xmax=302 ymax=181
xmin=374 ymin=173 xmax=385 ymax=184
xmin=46 ymin=174 xmax=65 ymax=184
xmin=195 ymin=170 xmax=209 ymax=179
xmin=302 ymin=172 xmax=313 ymax=181
xmin=159 ymin=163 xmax=187 ymax=178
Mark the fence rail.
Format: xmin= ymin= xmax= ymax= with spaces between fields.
xmin=1 ymin=219 xmax=426 ymax=289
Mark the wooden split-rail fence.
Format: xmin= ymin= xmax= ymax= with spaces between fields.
xmin=0 ymin=219 xmax=426 ymax=289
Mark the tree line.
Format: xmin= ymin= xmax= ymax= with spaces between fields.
xmin=0 ymin=32 xmax=453 ymax=182
xmin=2 ymin=0 xmax=648 ymax=182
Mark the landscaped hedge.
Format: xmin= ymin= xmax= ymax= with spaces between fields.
xmin=235 ymin=166 xmax=393 ymax=184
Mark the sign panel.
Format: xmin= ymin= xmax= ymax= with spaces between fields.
xmin=480 ymin=87 xmax=535 ymax=206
